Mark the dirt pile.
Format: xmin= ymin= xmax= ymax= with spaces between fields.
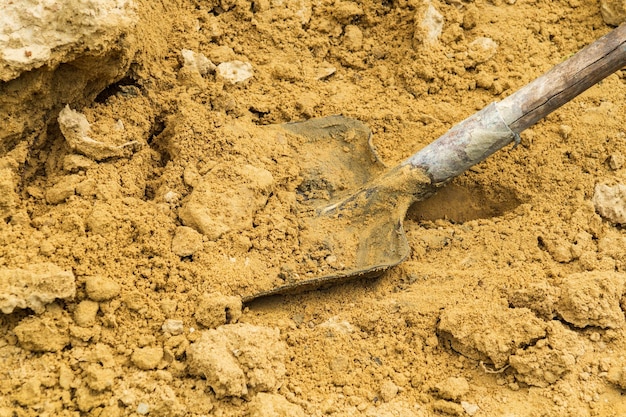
xmin=1 ymin=0 xmax=626 ymax=416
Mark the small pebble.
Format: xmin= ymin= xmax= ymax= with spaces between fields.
xmin=162 ymin=319 xmax=184 ymax=335
xmin=136 ymin=403 xmax=150 ymax=415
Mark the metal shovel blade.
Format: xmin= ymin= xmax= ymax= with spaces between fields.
xmin=247 ymin=116 xmax=426 ymax=300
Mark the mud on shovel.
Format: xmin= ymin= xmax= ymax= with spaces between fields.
xmin=245 ymin=23 xmax=626 ymax=302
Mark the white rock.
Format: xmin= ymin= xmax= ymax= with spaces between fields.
xmin=162 ymin=319 xmax=184 ymax=335
xmin=414 ymin=1 xmax=444 ymax=46
xmin=181 ymin=49 xmax=216 ymax=75
xmin=0 ymin=0 xmax=136 ymax=82
xmin=216 ymin=61 xmax=254 ymax=84
xmin=461 ymin=401 xmax=480 ymax=416
xmin=593 ymin=183 xmax=626 ymax=224
xmin=58 ymin=106 xmax=139 ymax=161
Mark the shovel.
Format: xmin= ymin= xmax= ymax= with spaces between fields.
xmin=244 ymin=23 xmax=626 ymax=302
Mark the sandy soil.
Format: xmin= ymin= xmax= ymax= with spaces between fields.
xmin=1 ymin=0 xmax=626 ymax=416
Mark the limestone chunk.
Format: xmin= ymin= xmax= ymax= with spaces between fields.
xmin=593 ymin=183 xmax=626 ymax=224
xmin=0 ymin=263 xmax=75 ymax=314
xmin=58 ymin=106 xmax=139 ymax=161
xmin=216 ymin=61 xmax=254 ymax=84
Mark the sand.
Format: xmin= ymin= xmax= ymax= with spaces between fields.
xmin=1 ymin=0 xmax=626 ymax=416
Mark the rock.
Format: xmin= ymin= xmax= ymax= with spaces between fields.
xmin=438 ymin=302 xmax=546 ymax=368
xmin=216 ymin=61 xmax=254 ymax=84
xmin=194 ymin=292 xmax=242 ymax=328
xmin=14 ymin=314 xmax=70 ymax=352
xmin=248 ymin=393 xmax=306 ymax=417
xmin=179 ymin=164 xmax=274 ymax=240
xmin=171 ymin=226 xmax=203 ymax=257
xmin=601 ymin=0 xmax=626 ymax=26
xmin=593 ymin=183 xmax=626 ymax=224
xmin=85 ymin=275 xmax=121 ymax=301
xmin=466 ymin=37 xmax=498 ymax=66
xmin=181 ymin=49 xmax=216 ymax=75
xmin=433 ymin=377 xmax=469 ymax=402
xmin=186 ymin=323 xmax=287 ymax=399
xmin=0 ymin=0 xmax=135 ymax=81
xmin=162 ymin=319 xmax=184 ymax=335
xmin=58 ymin=106 xmax=139 ymax=161
xmin=74 ymin=300 xmax=100 ymax=327
xmin=609 ymin=153 xmax=625 ymax=170
xmin=461 ymin=401 xmax=480 ymax=416
xmin=556 ymin=272 xmax=625 ymax=329
xmin=131 ymin=346 xmax=164 ymax=370
xmin=413 ymin=1 xmax=444 ymax=46
xmin=0 ymin=263 xmax=76 ymax=314
xmin=379 ymin=380 xmax=399 ymax=402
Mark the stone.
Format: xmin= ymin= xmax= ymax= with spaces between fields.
xmin=58 ymin=106 xmax=139 ymax=161
xmin=216 ymin=61 xmax=254 ymax=84
xmin=466 ymin=37 xmax=498 ymax=66
xmin=593 ymin=183 xmax=626 ymax=224
xmin=0 ymin=263 xmax=75 ymax=314
xmin=85 ymin=275 xmax=121 ymax=301
xmin=601 ymin=0 xmax=626 ymax=26
xmin=131 ymin=346 xmax=164 ymax=370
xmin=413 ymin=1 xmax=444 ymax=46
xmin=194 ymin=292 xmax=242 ymax=328
xmin=181 ymin=49 xmax=216 ymax=75
xmin=171 ymin=226 xmax=203 ymax=257
xmin=379 ymin=380 xmax=399 ymax=402
xmin=162 ymin=319 xmax=184 ymax=335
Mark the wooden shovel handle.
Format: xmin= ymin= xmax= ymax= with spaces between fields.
xmin=498 ymin=22 xmax=626 ymax=133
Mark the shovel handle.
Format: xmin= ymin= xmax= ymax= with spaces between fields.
xmin=408 ymin=23 xmax=626 ymax=185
